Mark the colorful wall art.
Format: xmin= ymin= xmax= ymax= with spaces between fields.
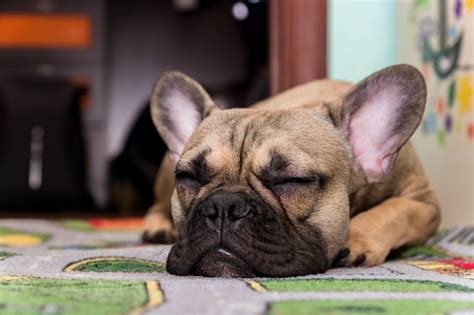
xmin=397 ymin=0 xmax=474 ymax=227
xmin=412 ymin=0 xmax=474 ymax=144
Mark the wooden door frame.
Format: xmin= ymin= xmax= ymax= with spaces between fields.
xmin=270 ymin=0 xmax=327 ymax=95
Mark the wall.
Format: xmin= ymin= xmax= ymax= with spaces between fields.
xmin=328 ymin=0 xmax=396 ymax=82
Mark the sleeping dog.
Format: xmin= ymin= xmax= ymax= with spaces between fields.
xmin=143 ymin=64 xmax=440 ymax=277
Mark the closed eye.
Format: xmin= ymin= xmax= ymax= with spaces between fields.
xmin=175 ymin=170 xmax=201 ymax=185
xmin=273 ymin=176 xmax=320 ymax=187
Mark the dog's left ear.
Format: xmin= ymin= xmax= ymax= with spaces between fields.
xmin=328 ymin=64 xmax=426 ymax=182
xmin=150 ymin=71 xmax=219 ymax=166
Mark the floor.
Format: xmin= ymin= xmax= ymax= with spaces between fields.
xmin=0 ymin=218 xmax=473 ymax=315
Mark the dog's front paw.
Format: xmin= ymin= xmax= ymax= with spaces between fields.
xmin=142 ymin=212 xmax=177 ymax=244
xmin=333 ymin=228 xmax=390 ymax=268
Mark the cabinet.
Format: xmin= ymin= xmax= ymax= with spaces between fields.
xmin=0 ymin=0 xmax=108 ymax=206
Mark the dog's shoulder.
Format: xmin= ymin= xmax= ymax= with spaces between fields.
xmin=251 ymin=79 xmax=353 ymax=111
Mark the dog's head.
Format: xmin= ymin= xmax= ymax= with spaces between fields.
xmin=150 ymin=65 xmax=426 ymax=277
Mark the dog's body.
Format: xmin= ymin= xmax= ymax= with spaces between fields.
xmin=144 ymin=65 xmax=440 ymax=277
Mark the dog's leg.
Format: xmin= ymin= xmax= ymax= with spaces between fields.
xmin=335 ymin=196 xmax=440 ymax=267
xmin=142 ymin=154 xmax=177 ymax=243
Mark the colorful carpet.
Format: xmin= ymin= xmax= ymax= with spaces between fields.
xmin=0 ymin=219 xmax=473 ymax=315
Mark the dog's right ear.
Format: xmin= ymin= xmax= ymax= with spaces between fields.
xmin=150 ymin=71 xmax=218 ymax=166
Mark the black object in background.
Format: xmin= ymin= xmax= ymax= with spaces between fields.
xmin=108 ymin=103 xmax=167 ymax=215
xmin=0 ymin=77 xmax=92 ymax=210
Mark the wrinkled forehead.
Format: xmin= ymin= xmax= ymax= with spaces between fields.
xmin=188 ymin=108 xmax=334 ymax=143
xmin=178 ymin=109 xmax=350 ymax=176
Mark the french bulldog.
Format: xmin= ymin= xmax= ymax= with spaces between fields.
xmin=143 ymin=64 xmax=440 ymax=277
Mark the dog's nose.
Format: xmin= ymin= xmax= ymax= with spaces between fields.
xmin=202 ymin=192 xmax=252 ymax=220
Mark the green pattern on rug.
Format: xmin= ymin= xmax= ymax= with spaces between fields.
xmin=49 ymin=241 xmax=140 ymax=250
xmin=0 ymin=278 xmax=151 ymax=315
xmin=0 ymin=252 xmax=14 ymax=261
xmin=0 ymin=219 xmax=472 ymax=315
xmin=268 ymin=300 xmax=474 ymax=315
xmin=65 ymin=257 xmax=165 ymax=273
xmin=60 ymin=220 xmax=93 ymax=232
xmin=259 ymin=278 xmax=474 ymax=293
xmin=391 ymin=245 xmax=450 ymax=258
xmin=391 ymin=245 xmax=474 ymax=260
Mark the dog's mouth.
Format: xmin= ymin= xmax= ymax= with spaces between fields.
xmin=189 ymin=247 xmax=255 ymax=278
xmin=165 ymin=192 xmax=330 ymax=278
xmin=166 ymin=235 xmax=329 ymax=278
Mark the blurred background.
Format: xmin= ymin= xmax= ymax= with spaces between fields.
xmin=0 ymin=0 xmax=472 ymax=227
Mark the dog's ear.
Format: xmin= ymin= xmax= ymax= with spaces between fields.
xmin=150 ymin=71 xmax=218 ymax=166
xmin=328 ymin=64 xmax=426 ymax=183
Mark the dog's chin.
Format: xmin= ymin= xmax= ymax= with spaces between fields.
xmin=190 ymin=248 xmax=255 ymax=278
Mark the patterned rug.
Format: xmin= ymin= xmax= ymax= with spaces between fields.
xmin=0 ymin=218 xmax=473 ymax=315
